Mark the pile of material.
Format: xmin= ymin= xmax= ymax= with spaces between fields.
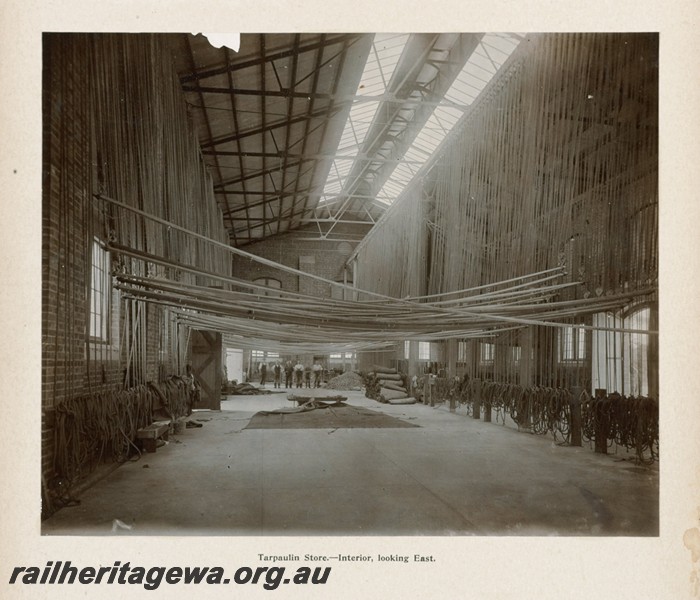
xmin=364 ymin=366 xmax=414 ymax=404
xmin=325 ymin=371 xmax=364 ymax=391
xmin=226 ymin=382 xmax=271 ymax=395
xmin=244 ymin=404 xmax=418 ymax=430
xmin=287 ymin=395 xmax=347 ymax=407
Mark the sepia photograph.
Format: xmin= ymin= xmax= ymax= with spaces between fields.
xmin=1 ymin=2 xmax=698 ymax=598
xmin=40 ymin=31 xmax=659 ymax=537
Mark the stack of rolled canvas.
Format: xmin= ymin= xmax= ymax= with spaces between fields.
xmin=372 ymin=366 xmax=414 ymax=404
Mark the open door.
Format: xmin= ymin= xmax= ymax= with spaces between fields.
xmin=190 ymin=330 xmax=222 ymax=411
xmin=225 ymin=348 xmax=244 ymax=384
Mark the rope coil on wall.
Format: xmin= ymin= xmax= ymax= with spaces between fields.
xmin=47 ymin=377 xmax=192 ymax=515
xmin=423 ymin=379 xmax=658 ymax=464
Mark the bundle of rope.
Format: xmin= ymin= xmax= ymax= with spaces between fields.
xmin=428 ymin=377 xmax=458 ymax=404
xmin=580 ymin=392 xmax=659 ymax=464
xmin=53 ymin=385 xmax=154 ymax=486
xmin=96 ymin=193 xmax=657 ymax=356
xmin=454 ymin=380 xmax=574 ymax=443
xmin=50 ymin=377 xmax=193 ymax=505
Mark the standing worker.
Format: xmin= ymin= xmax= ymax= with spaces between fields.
xmin=284 ymin=360 xmax=294 ymax=389
xmin=312 ymin=361 xmax=323 ymax=388
xmin=294 ymin=360 xmax=304 ymax=388
xmin=183 ymin=363 xmax=201 ymax=416
xmin=259 ymin=362 xmax=267 ymax=387
xmin=273 ymin=362 xmax=282 ymax=389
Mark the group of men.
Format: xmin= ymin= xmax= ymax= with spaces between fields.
xmin=258 ymin=360 xmax=324 ymax=389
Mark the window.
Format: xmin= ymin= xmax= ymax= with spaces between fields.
xmin=253 ymin=277 xmax=282 ymax=297
xmin=89 ymin=238 xmax=111 ymax=342
xmin=418 ymin=342 xmax=431 ymax=360
xmin=559 ymin=325 xmax=586 ymax=362
xmin=624 ymin=308 xmax=650 ymax=396
xmin=480 ymin=342 xmax=495 ymax=364
xmin=404 ymin=341 xmax=410 ymax=359
xmin=511 ymin=346 xmax=522 ymax=364
xmin=592 ymin=307 xmax=652 ymax=396
xmin=458 ymin=341 xmax=468 ymax=363
xmin=329 ymin=352 xmax=355 ymax=367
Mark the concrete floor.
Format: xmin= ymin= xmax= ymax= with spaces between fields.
xmin=42 ymin=389 xmax=658 ymax=536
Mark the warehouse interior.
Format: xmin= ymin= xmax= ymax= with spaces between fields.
xmin=41 ymin=32 xmax=658 ymax=535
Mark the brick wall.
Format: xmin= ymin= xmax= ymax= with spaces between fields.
xmin=231 ymin=230 xmax=358 ymax=297
xmin=42 ymin=34 xmax=230 ymax=509
xmin=42 ymin=34 xmax=92 ymax=481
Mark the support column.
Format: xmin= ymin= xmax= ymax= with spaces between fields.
xmin=569 ymin=386 xmax=583 ymax=446
xmin=648 ymin=303 xmax=659 ymax=399
xmin=447 ymin=339 xmax=458 ymax=412
xmin=472 ymin=378 xmax=481 ymax=420
xmin=446 ymin=339 xmax=458 ymax=379
xmin=594 ymin=389 xmax=608 ymax=454
xmin=483 ymin=387 xmax=492 ymax=422
xmin=520 ymin=327 xmax=535 ymax=387
xmin=407 ymin=341 xmax=419 ymax=398
xmin=424 ymin=373 xmax=432 ymax=406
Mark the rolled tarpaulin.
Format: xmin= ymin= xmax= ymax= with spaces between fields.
xmin=379 ymin=382 xmax=407 ymax=393
xmin=388 ymin=397 xmax=416 ymax=405
xmin=380 ymin=389 xmax=408 ymax=402
xmin=375 ymin=372 xmax=402 ymax=382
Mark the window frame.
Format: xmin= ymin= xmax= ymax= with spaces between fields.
xmin=479 ymin=342 xmax=495 ymax=365
xmin=558 ymin=324 xmax=587 ymax=363
xmin=89 ymin=237 xmax=112 ymax=343
xmin=418 ymin=341 xmax=431 ymax=361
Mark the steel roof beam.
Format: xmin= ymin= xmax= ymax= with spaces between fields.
xmin=181 ymin=87 xmax=471 ymax=110
xmin=290 ymin=36 xmax=373 ymax=228
xmin=183 ymin=35 xmax=235 ymax=243
xmin=224 ymin=45 xmax=250 ymax=244
xmin=201 ymin=150 xmax=425 ymax=164
xmin=180 ymin=34 xmax=363 ymax=83
xmin=333 ymin=34 xmax=483 ymax=215
xmin=200 ymin=105 xmax=341 ymax=148
xmin=222 ymin=196 xmax=292 ymax=216
xmin=213 ymin=158 xmax=312 ymax=190
xmin=285 ymin=34 xmax=335 ymax=233
xmin=275 ymin=34 xmax=301 ymax=236
xmin=326 ymin=34 xmax=442 ymax=227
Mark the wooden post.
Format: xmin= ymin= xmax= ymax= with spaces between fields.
xmin=648 ymin=304 xmax=659 ymax=399
xmin=483 ymin=387 xmax=492 ymax=422
xmin=569 ymin=386 xmax=582 ymax=446
xmin=472 ymin=378 xmax=481 ymax=420
xmin=594 ymin=389 xmax=608 ymax=454
xmin=190 ymin=330 xmax=222 ymax=411
xmin=446 ymin=339 xmax=458 ymax=382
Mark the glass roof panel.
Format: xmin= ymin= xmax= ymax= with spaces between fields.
xmin=319 ymin=33 xmax=410 ymax=204
xmin=375 ymin=33 xmax=522 ymax=205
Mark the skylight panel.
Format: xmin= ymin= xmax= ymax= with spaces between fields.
xmin=319 ymin=33 xmax=410 ymax=204
xmin=375 ymin=33 xmax=522 ymax=206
